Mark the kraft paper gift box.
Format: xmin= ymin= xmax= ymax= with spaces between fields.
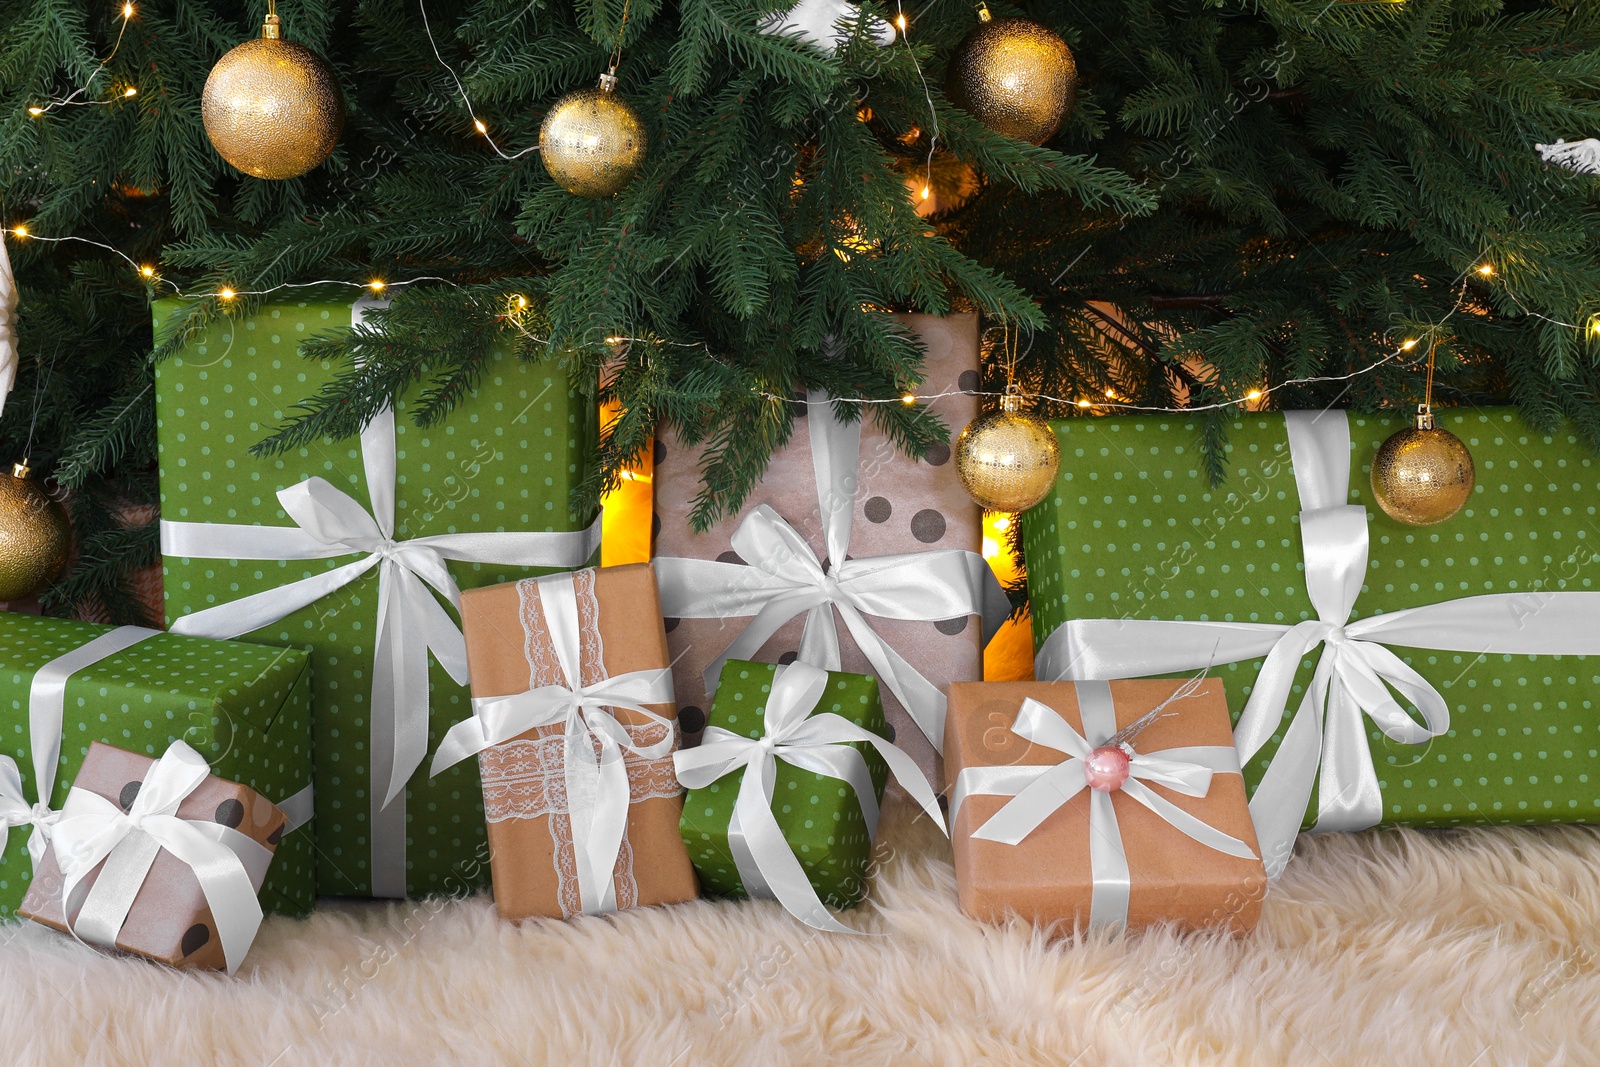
xmin=442 ymin=563 xmax=697 ymax=921
xmin=1023 ymin=408 xmax=1600 ymax=876
xmin=945 ymin=679 xmax=1265 ymax=935
xmin=0 ymin=613 xmax=313 ymax=919
xmin=154 ymin=295 xmax=601 ymax=899
xmin=653 ymin=313 xmax=1005 ymax=790
xmin=20 ymin=741 xmax=288 ymax=972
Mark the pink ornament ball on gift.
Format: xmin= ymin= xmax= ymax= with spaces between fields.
xmin=1083 ymin=745 xmax=1131 ymax=792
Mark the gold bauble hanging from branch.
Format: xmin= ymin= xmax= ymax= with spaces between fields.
xmin=539 ymin=72 xmax=649 ymax=198
xmin=955 ymin=391 xmax=1062 ymax=512
xmin=0 ymin=460 xmax=71 ymax=601
xmin=202 ymin=8 xmax=345 ymax=180
xmin=946 ymin=4 xmax=1077 ymax=145
xmin=1371 ymin=405 xmax=1476 ymax=526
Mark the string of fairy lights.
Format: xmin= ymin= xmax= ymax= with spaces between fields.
xmin=6 ymin=4 xmax=1585 ymax=420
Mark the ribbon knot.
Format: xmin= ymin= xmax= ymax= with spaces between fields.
xmin=673 ymin=661 xmax=943 ymax=932
xmin=657 ymin=389 xmax=1008 ymax=752
xmin=948 ymin=686 xmax=1257 ymax=931
xmin=1 ymin=755 xmax=63 ymax=867
xmin=48 ymin=740 xmax=273 ymax=974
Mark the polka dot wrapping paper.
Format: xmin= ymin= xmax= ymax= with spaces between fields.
xmin=153 ymin=296 xmax=599 ymax=899
xmin=678 ymin=660 xmax=889 ymax=909
xmin=0 ymin=612 xmax=314 ymax=919
xmin=653 ymin=314 xmax=984 ymax=790
xmin=1022 ymin=409 xmax=1600 ymax=830
xmin=19 ymin=740 xmax=290 ymax=970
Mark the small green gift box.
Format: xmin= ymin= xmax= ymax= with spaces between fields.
xmin=154 ymin=295 xmax=600 ymax=899
xmin=0 ymin=613 xmax=314 ymax=918
xmin=678 ymin=660 xmax=891 ymax=913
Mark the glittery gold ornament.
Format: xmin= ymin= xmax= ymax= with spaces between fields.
xmin=539 ymin=73 xmax=648 ymax=198
xmin=946 ymin=6 xmax=1076 ymax=145
xmin=0 ymin=460 xmax=71 ymax=601
xmin=1370 ymin=407 xmax=1476 ymax=526
xmin=955 ymin=393 xmax=1061 ymax=512
xmin=201 ymin=11 xmax=345 ymax=180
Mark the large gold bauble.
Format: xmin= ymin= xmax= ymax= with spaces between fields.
xmin=539 ymin=75 xmax=648 ymax=198
xmin=946 ymin=13 xmax=1077 ymax=145
xmin=0 ymin=461 xmax=71 ymax=601
xmin=201 ymin=15 xmax=345 ymax=180
xmin=1370 ymin=411 xmax=1476 ymax=526
xmin=955 ymin=397 xmax=1062 ymax=512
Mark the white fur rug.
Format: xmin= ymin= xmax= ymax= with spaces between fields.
xmin=4 ymin=799 xmax=1600 ymax=1067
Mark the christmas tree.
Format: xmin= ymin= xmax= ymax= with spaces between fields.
xmin=1 ymin=0 xmax=1597 ymax=623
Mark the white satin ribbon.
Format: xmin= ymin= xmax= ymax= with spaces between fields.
xmin=655 ymin=390 xmax=1008 ymax=750
xmin=0 ymin=235 xmax=17 ymax=420
xmin=673 ymin=661 xmax=942 ymax=932
xmin=48 ymin=740 xmax=272 ymax=974
xmin=430 ymin=570 xmax=677 ymax=915
xmin=3 ymin=627 xmax=161 ymax=869
xmin=160 ymin=302 xmax=601 ymax=897
xmin=1036 ymin=410 xmax=1600 ymax=878
xmin=948 ymin=685 xmax=1255 ymax=931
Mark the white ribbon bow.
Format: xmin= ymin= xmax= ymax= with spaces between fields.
xmin=1036 ymin=410 xmax=1600 ymax=878
xmin=656 ymin=389 xmax=1007 ymax=750
xmin=49 ymin=740 xmax=273 ymax=974
xmin=0 ymin=754 xmax=60 ymax=867
xmin=431 ymin=570 xmax=677 ymax=915
xmin=673 ymin=661 xmax=943 ymax=933
xmin=948 ymin=686 xmax=1255 ymax=931
xmin=160 ymin=300 xmax=601 ymax=897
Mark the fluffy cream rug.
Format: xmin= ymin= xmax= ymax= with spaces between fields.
xmin=3 ymin=798 xmax=1599 ymax=1067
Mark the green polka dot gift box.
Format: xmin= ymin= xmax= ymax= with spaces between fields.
xmin=0 ymin=612 xmax=314 ymax=920
xmin=1022 ymin=408 xmax=1600 ymax=870
xmin=679 ymin=660 xmax=889 ymax=910
xmin=153 ymin=296 xmax=600 ymax=899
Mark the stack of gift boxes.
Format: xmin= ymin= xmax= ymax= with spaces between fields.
xmin=4 ymin=295 xmax=1597 ymax=972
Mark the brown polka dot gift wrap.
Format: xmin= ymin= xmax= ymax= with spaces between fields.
xmin=153 ymin=296 xmax=600 ymax=900
xmin=1022 ymin=408 xmax=1600 ymax=874
xmin=20 ymin=741 xmax=289 ymax=971
xmin=0 ymin=613 xmax=314 ymax=920
xmin=652 ymin=314 xmax=1001 ymax=790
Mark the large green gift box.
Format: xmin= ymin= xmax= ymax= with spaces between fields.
xmin=154 ymin=296 xmax=600 ymax=898
xmin=0 ymin=613 xmax=314 ymax=918
xmin=680 ymin=660 xmax=889 ymax=909
xmin=1023 ymin=407 xmax=1600 ymax=873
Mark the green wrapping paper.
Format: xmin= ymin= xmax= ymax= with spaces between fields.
xmin=679 ymin=661 xmax=889 ymax=909
xmin=0 ymin=613 xmax=314 ymax=918
xmin=1023 ymin=407 xmax=1600 ymax=847
xmin=154 ymin=295 xmax=600 ymax=898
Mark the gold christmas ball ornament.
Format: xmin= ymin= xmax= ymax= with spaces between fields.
xmin=0 ymin=460 xmax=71 ymax=601
xmin=946 ymin=8 xmax=1077 ymax=145
xmin=539 ymin=73 xmax=649 ymax=198
xmin=202 ymin=13 xmax=345 ymax=180
xmin=955 ymin=393 xmax=1062 ymax=512
xmin=1370 ymin=407 xmax=1476 ymax=527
